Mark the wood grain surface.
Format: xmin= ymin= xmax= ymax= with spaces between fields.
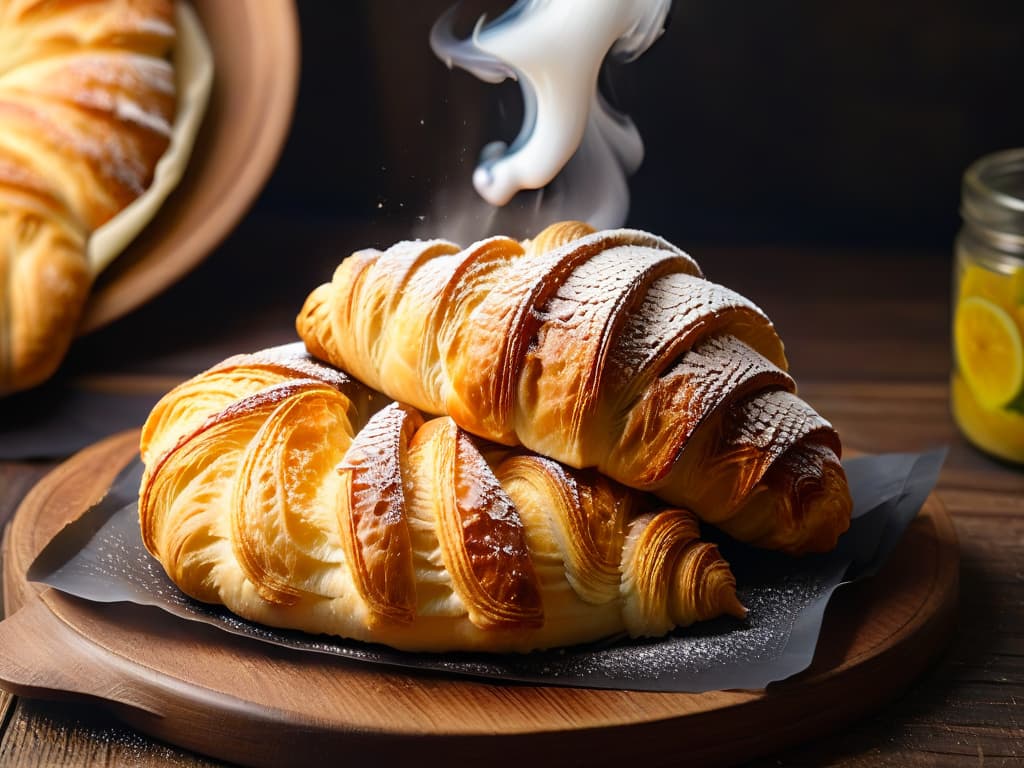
xmin=0 ymin=430 xmax=958 ymax=768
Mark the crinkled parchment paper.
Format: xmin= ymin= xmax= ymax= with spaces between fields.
xmin=28 ymin=450 xmax=946 ymax=692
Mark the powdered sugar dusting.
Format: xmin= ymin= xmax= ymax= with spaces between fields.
xmin=337 ymin=403 xmax=412 ymax=525
xmin=452 ymin=429 xmax=543 ymax=622
xmin=726 ymin=389 xmax=838 ymax=461
xmin=625 ymin=334 xmax=793 ymax=452
xmin=609 ymin=272 xmax=774 ymax=388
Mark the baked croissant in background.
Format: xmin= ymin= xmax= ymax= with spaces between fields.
xmin=138 ymin=344 xmax=745 ymax=653
xmin=298 ymin=221 xmax=853 ymax=555
xmin=0 ymin=0 xmax=177 ymax=394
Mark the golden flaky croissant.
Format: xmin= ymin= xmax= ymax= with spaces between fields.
xmin=0 ymin=0 xmax=177 ymax=394
xmin=138 ymin=344 xmax=745 ymax=653
xmin=298 ymin=221 xmax=853 ymax=555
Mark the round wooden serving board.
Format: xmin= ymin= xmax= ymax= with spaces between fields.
xmin=0 ymin=432 xmax=959 ymax=768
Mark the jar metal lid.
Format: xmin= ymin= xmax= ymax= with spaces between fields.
xmin=961 ymin=148 xmax=1024 ymax=254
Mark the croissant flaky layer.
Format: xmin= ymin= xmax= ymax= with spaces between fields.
xmin=138 ymin=344 xmax=745 ymax=653
xmin=0 ymin=0 xmax=177 ymax=394
xmin=297 ymin=221 xmax=853 ymax=555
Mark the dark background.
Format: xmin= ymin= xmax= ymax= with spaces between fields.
xmin=253 ymin=0 xmax=1024 ymax=250
xmin=44 ymin=0 xmax=1024 ymax=387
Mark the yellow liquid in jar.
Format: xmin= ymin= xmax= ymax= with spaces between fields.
xmin=952 ymin=260 xmax=1024 ymax=463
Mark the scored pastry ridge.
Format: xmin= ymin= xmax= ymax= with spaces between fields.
xmin=139 ymin=344 xmax=743 ymax=653
xmin=297 ymin=221 xmax=853 ymax=556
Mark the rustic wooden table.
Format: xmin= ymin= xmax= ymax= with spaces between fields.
xmin=0 ymin=214 xmax=1021 ymax=765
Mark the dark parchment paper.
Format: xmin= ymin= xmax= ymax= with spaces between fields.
xmin=27 ymin=449 xmax=946 ymax=692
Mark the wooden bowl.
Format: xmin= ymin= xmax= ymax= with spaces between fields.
xmin=77 ymin=0 xmax=301 ymax=334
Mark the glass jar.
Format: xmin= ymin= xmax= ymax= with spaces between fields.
xmin=952 ymin=148 xmax=1024 ymax=464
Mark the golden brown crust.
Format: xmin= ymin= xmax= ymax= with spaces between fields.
xmin=0 ymin=210 xmax=90 ymax=393
xmin=232 ymin=383 xmax=356 ymax=606
xmin=139 ymin=346 xmax=744 ymax=653
xmin=0 ymin=0 xmax=176 ymax=394
xmin=296 ymin=222 xmax=851 ymax=555
xmin=521 ymin=219 xmax=594 ymax=256
xmin=521 ymin=240 xmax=702 ymax=462
xmin=0 ymin=0 xmax=176 ymax=64
xmin=336 ymin=402 xmax=421 ymax=625
xmin=621 ymin=509 xmax=746 ymax=637
xmin=494 ymin=456 xmax=634 ymax=605
xmin=608 ymin=334 xmax=795 ymax=489
xmin=411 ymin=417 xmax=544 ymax=630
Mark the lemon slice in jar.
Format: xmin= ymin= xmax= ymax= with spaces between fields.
xmin=959 ymin=262 xmax=1024 ymax=307
xmin=955 ymin=296 xmax=1024 ymax=410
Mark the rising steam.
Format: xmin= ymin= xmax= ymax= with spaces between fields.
xmin=430 ymin=0 xmax=671 ymax=235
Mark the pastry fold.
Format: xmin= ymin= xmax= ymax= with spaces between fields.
xmin=298 ymin=221 xmax=852 ymax=555
xmin=0 ymin=0 xmax=177 ymax=394
xmin=139 ymin=344 xmax=745 ymax=653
